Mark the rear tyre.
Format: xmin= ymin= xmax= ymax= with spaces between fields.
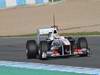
xmin=39 ymin=41 xmax=48 ymax=60
xmin=26 ymin=40 xmax=37 ymax=59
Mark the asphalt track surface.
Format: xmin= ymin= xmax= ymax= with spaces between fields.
xmin=0 ymin=36 xmax=100 ymax=68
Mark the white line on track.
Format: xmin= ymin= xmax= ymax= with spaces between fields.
xmin=0 ymin=61 xmax=100 ymax=75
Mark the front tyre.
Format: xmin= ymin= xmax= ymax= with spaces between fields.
xmin=77 ymin=37 xmax=88 ymax=49
xmin=77 ymin=37 xmax=89 ymax=56
xmin=39 ymin=41 xmax=48 ymax=60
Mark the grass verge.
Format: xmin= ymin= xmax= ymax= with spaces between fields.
xmin=60 ymin=32 xmax=100 ymax=36
xmin=0 ymin=32 xmax=100 ymax=37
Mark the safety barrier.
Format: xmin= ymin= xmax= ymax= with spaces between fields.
xmin=0 ymin=0 xmax=49 ymax=9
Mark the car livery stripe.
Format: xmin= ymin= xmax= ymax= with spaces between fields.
xmin=0 ymin=61 xmax=100 ymax=75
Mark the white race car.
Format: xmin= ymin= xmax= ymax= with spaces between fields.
xmin=26 ymin=27 xmax=90 ymax=60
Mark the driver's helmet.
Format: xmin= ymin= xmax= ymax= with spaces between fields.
xmin=54 ymin=30 xmax=57 ymax=34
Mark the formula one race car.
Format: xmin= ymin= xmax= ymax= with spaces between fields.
xmin=26 ymin=27 xmax=90 ymax=60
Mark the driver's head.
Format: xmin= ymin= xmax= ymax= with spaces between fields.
xmin=54 ymin=30 xmax=57 ymax=34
